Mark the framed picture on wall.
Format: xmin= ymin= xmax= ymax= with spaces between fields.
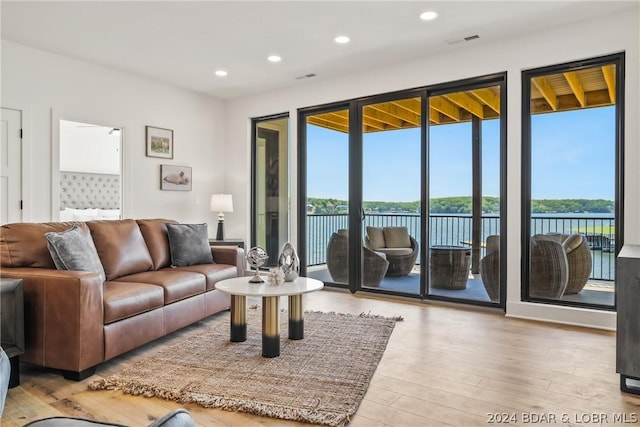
xmin=160 ymin=164 xmax=192 ymax=191
xmin=146 ymin=126 xmax=173 ymax=159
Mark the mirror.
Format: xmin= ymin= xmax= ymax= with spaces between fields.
xmin=58 ymin=119 xmax=122 ymax=221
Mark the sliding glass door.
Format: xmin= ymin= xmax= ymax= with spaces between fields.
xmin=300 ymin=105 xmax=351 ymax=289
xmin=360 ymin=94 xmax=423 ymax=294
xmin=298 ymin=73 xmax=506 ymax=307
xmin=427 ymin=79 xmax=505 ymax=306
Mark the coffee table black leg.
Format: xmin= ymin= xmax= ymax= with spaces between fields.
xmin=230 ymin=295 xmax=246 ymax=342
xmin=288 ymin=294 xmax=304 ymax=340
xmin=262 ymin=296 xmax=280 ymax=357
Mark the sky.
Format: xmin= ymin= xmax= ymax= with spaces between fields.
xmin=306 ymin=106 xmax=615 ymax=202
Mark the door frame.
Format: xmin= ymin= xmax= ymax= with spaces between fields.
xmin=250 ymin=113 xmax=291 ymax=267
xmin=425 ymin=72 xmax=507 ymax=308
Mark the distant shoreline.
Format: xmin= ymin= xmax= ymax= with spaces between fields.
xmin=307 ymin=196 xmax=614 ymax=215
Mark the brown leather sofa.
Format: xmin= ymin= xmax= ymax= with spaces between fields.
xmin=0 ymin=219 xmax=244 ymax=380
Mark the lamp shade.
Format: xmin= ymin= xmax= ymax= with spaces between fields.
xmin=210 ymin=194 xmax=233 ymax=213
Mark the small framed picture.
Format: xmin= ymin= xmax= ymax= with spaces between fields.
xmin=161 ymin=164 xmax=192 ymax=191
xmin=146 ymin=126 xmax=173 ymax=159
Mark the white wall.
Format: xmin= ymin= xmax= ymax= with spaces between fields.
xmin=225 ymin=9 xmax=639 ymax=329
xmin=1 ymin=40 xmax=229 ymax=232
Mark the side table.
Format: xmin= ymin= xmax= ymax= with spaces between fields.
xmin=0 ymin=278 xmax=24 ymax=388
xmin=430 ymin=246 xmax=471 ymax=290
xmin=209 ymin=238 xmax=245 ymax=249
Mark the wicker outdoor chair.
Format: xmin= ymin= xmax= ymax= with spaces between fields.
xmin=326 ymin=229 xmax=389 ymax=287
xmin=532 ymin=233 xmax=592 ymax=294
xmin=529 ymin=237 xmax=569 ymax=298
xmin=479 ymin=235 xmax=500 ymax=301
xmin=364 ymin=226 xmax=419 ymax=276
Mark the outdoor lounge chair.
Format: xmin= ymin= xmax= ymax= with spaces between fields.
xmin=480 ymin=233 xmax=591 ymax=301
xmin=529 ymin=236 xmax=569 ymax=298
xmin=532 ymin=233 xmax=592 ymax=294
xmin=326 ymin=229 xmax=389 ymax=287
xmin=479 ymin=235 xmax=500 ymax=301
xmin=364 ymin=226 xmax=419 ymax=276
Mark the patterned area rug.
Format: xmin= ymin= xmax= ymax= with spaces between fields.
xmin=89 ymin=309 xmax=398 ymax=426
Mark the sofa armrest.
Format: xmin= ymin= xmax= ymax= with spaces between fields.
xmin=0 ymin=268 xmax=104 ymax=373
xmin=211 ymin=246 xmax=245 ymax=277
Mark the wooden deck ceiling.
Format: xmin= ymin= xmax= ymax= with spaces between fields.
xmin=308 ymin=65 xmax=616 ymax=133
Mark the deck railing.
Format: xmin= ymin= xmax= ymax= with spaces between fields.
xmin=306 ymin=213 xmax=615 ymax=281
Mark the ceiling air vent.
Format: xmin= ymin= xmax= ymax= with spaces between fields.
xmin=446 ymin=34 xmax=480 ymax=45
xmin=296 ymin=73 xmax=317 ymax=80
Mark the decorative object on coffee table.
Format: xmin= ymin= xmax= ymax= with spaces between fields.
xmin=278 ymin=241 xmax=300 ymax=281
xmin=246 ymin=247 xmax=269 ymax=283
xmin=267 ymin=267 xmax=284 ymax=285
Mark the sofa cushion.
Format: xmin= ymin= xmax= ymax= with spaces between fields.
xmin=366 ymin=226 xmax=386 ymax=249
xmin=44 ymin=225 xmax=106 ymax=281
xmin=87 ymin=220 xmax=153 ymax=281
xmin=383 ymin=227 xmax=411 ymax=248
xmin=137 ymin=219 xmax=177 ymax=270
xmin=172 ymin=264 xmax=238 ymax=291
xmin=375 ymin=247 xmax=414 ymax=257
xmin=1 ymin=222 xmax=91 ymax=268
xmin=114 ymin=270 xmax=206 ymax=304
xmin=103 ymin=281 xmax=165 ymax=324
xmin=166 ymin=223 xmax=214 ymax=267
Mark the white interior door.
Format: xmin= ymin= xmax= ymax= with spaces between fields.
xmin=0 ymin=108 xmax=22 ymax=224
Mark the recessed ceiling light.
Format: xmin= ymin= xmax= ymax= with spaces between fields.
xmin=268 ymin=55 xmax=282 ymax=63
xmin=334 ymin=35 xmax=350 ymax=44
xmin=420 ymin=11 xmax=438 ymax=21
xmin=215 ymin=70 xmax=227 ymax=77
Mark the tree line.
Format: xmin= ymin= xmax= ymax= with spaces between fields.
xmin=307 ymin=196 xmax=614 ymax=215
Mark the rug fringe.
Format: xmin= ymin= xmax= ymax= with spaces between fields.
xmin=89 ymin=378 xmax=350 ymax=426
xmin=189 ymin=393 xmax=350 ymax=427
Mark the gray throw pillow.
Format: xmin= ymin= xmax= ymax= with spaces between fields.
xmin=166 ymin=223 xmax=214 ymax=267
xmin=45 ymin=225 xmax=106 ymax=281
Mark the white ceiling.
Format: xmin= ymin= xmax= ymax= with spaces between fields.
xmin=1 ymin=1 xmax=638 ymax=99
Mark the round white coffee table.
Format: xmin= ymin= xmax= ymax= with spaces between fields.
xmin=215 ymin=276 xmax=324 ymax=357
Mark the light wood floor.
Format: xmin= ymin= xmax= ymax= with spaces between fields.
xmin=3 ymin=289 xmax=640 ymax=426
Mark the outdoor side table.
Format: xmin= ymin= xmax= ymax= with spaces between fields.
xmin=430 ymin=246 xmax=471 ymax=290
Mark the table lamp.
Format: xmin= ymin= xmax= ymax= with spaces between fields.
xmin=210 ymin=193 xmax=233 ymax=240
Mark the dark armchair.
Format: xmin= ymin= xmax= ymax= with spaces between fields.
xmin=532 ymin=233 xmax=592 ymax=294
xmin=327 ymin=229 xmax=389 ymax=287
xmin=364 ymin=226 xmax=419 ymax=276
xmin=479 ymin=235 xmax=500 ymax=301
